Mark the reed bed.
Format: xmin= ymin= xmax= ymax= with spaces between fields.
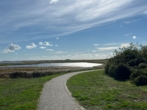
xmin=0 ymin=66 xmax=92 ymax=78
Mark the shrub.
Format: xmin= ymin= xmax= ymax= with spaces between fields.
xmin=128 ymin=58 xmax=143 ymax=67
xmin=133 ymin=74 xmax=147 ymax=86
xmin=138 ymin=63 xmax=147 ymax=69
xmin=108 ymin=64 xmax=117 ymax=77
xmin=105 ymin=63 xmax=110 ymax=75
xmin=140 ymin=46 xmax=147 ymax=62
xmin=105 ymin=63 xmax=131 ymax=80
xmin=113 ymin=64 xmax=131 ymax=80
xmin=105 ymin=43 xmax=147 ymax=85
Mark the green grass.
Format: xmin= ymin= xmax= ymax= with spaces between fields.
xmin=67 ymin=70 xmax=147 ymax=110
xmin=0 ymin=74 xmax=62 ymax=110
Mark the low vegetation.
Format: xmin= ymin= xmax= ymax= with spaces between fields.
xmin=0 ymin=74 xmax=62 ymax=110
xmin=67 ymin=70 xmax=147 ymax=110
xmin=105 ymin=43 xmax=147 ymax=85
xmin=0 ymin=67 xmax=92 ymax=78
xmin=0 ymin=66 xmax=100 ymax=110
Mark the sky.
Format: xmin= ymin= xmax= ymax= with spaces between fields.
xmin=0 ymin=0 xmax=147 ymax=61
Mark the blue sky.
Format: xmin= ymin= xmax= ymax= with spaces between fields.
xmin=0 ymin=0 xmax=147 ymax=61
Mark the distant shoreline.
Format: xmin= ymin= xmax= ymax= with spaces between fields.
xmin=0 ymin=59 xmax=108 ymax=66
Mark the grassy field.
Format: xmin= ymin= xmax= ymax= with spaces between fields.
xmin=0 ymin=74 xmax=63 ymax=110
xmin=67 ymin=70 xmax=147 ymax=110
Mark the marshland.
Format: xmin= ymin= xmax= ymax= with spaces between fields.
xmin=0 ymin=59 xmax=105 ymax=78
xmin=0 ymin=59 xmax=105 ymax=110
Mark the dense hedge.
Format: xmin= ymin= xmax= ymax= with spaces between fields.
xmin=105 ymin=43 xmax=147 ymax=85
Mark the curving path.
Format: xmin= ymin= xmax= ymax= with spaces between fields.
xmin=38 ymin=70 xmax=94 ymax=110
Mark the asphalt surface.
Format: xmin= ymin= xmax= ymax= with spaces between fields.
xmin=38 ymin=70 xmax=94 ymax=110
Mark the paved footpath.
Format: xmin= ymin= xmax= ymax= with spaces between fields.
xmin=38 ymin=70 xmax=94 ymax=110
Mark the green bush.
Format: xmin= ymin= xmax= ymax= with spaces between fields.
xmin=114 ymin=64 xmax=131 ymax=80
xmin=128 ymin=58 xmax=143 ymax=67
xmin=140 ymin=46 xmax=147 ymax=62
xmin=105 ymin=43 xmax=147 ymax=85
xmin=129 ymin=69 xmax=140 ymax=80
xmin=130 ymin=69 xmax=147 ymax=86
xmin=133 ymin=74 xmax=147 ymax=86
xmin=105 ymin=63 xmax=131 ymax=80
xmin=138 ymin=63 xmax=147 ymax=69
xmin=105 ymin=63 xmax=110 ymax=75
xmin=108 ymin=64 xmax=117 ymax=77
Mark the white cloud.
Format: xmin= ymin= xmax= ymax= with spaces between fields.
xmin=44 ymin=42 xmax=53 ymax=46
xmin=39 ymin=42 xmax=43 ymax=45
xmin=3 ymin=43 xmax=21 ymax=53
xmin=56 ymin=37 xmax=59 ymax=40
xmin=120 ymin=43 xmax=130 ymax=48
xmin=50 ymin=0 xmax=58 ymax=4
xmin=46 ymin=49 xmax=54 ymax=51
xmin=40 ymin=46 xmax=46 ymax=49
xmin=96 ymin=43 xmax=131 ymax=52
xmin=103 ymin=43 xmax=120 ymax=46
xmin=133 ymin=36 xmax=137 ymax=39
xmin=39 ymin=42 xmax=53 ymax=46
xmin=98 ymin=47 xmax=118 ymax=51
xmin=93 ymin=42 xmax=133 ymax=52
xmin=93 ymin=44 xmax=100 ymax=46
xmin=26 ymin=43 xmax=37 ymax=49
xmin=55 ymin=45 xmax=58 ymax=47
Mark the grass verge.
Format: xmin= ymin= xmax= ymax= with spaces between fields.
xmin=0 ymin=74 xmax=62 ymax=110
xmin=67 ymin=70 xmax=147 ymax=110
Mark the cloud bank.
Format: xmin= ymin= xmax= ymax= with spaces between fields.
xmin=93 ymin=43 xmax=131 ymax=52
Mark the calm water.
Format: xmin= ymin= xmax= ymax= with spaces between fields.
xmin=0 ymin=62 xmax=102 ymax=68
